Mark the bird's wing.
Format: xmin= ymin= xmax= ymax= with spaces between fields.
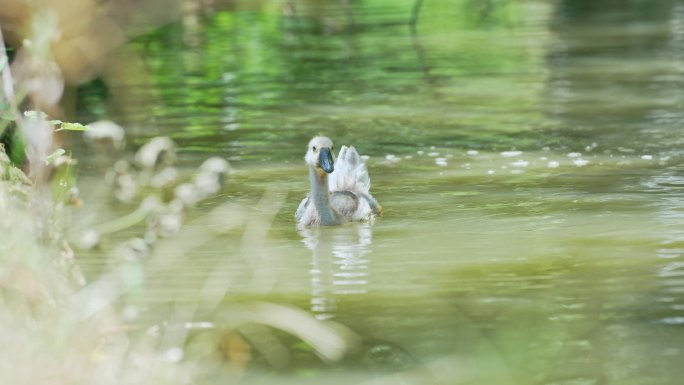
xmin=295 ymin=195 xmax=310 ymax=221
xmin=328 ymin=145 xmax=371 ymax=194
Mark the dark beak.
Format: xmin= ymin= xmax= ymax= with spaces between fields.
xmin=319 ymin=147 xmax=334 ymax=173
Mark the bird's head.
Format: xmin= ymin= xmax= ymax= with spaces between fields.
xmin=305 ymin=136 xmax=335 ymax=174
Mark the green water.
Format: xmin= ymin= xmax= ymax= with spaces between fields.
xmin=70 ymin=0 xmax=684 ymax=384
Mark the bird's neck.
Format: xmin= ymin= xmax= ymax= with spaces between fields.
xmin=309 ymin=166 xmax=339 ymax=225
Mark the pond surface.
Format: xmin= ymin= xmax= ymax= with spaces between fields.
xmin=70 ymin=0 xmax=684 ymax=384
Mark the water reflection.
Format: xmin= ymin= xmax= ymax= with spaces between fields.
xmin=642 ymin=169 xmax=684 ymax=329
xmin=299 ymin=223 xmax=373 ymax=320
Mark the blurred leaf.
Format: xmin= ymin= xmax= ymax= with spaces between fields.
xmin=0 ymin=102 xmax=14 ymax=121
xmin=7 ymin=130 xmax=25 ymax=166
xmin=292 ymin=341 xmax=315 ymax=352
xmin=44 ymin=148 xmax=66 ymax=165
xmin=56 ymin=122 xmax=89 ymax=132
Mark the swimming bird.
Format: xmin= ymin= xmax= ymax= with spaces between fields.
xmin=296 ymin=136 xmax=382 ymax=226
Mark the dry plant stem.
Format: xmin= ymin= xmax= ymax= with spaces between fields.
xmin=0 ymin=23 xmax=15 ymax=103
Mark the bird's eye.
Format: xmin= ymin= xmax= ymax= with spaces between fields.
xmin=312 ymin=146 xmax=317 ymax=151
xmin=331 ymin=146 xmax=334 ymax=151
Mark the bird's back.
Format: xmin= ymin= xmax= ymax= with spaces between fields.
xmin=328 ymin=145 xmax=371 ymax=194
xmin=329 ymin=145 xmax=382 ymax=220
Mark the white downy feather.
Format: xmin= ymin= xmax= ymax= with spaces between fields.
xmin=328 ymin=145 xmax=371 ymax=194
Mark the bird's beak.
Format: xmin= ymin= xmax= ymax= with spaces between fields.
xmin=319 ymin=147 xmax=334 ymax=173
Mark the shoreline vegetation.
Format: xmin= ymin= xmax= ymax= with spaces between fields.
xmin=0 ymin=6 xmax=364 ymax=383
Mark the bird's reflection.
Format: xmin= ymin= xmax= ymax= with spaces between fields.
xmin=299 ymin=223 xmax=373 ymax=320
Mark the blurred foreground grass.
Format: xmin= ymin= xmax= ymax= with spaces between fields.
xmin=0 ymin=3 xmax=363 ymax=379
xmin=0 ymin=137 xmax=368 ymax=384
